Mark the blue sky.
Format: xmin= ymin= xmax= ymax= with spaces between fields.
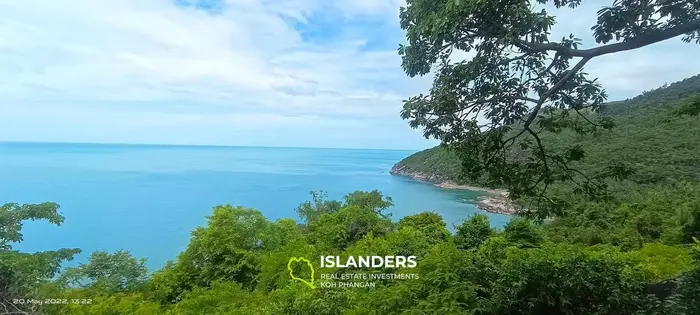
xmin=0 ymin=0 xmax=699 ymax=150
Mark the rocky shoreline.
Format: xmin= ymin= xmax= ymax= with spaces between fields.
xmin=390 ymin=164 xmax=519 ymax=215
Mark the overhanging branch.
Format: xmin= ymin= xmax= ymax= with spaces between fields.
xmin=520 ymin=56 xmax=592 ymax=131
xmin=514 ymin=18 xmax=700 ymax=58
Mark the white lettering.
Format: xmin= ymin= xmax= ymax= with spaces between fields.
xmin=359 ymin=256 xmax=370 ymax=268
xmin=324 ymin=256 xmax=336 ymax=268
xmin=319 ymin=256 xmax=418 ymax=268
xmin=407 ymin=256 xmax=417 ymax=268
xmin=371 ymin=256 xmax=383 ymax=267
xmin=384 ymin=256 xmax=395 ymax=268
xmin=395 ymin=256 xmax=406 ymax=268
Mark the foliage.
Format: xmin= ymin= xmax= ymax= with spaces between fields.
xmin=1 ymin=202 xmax=66 ymax=250
xmin=3 ymin=188 xmax=700 ymax=314
xmin=307 ymin=205 xmax=393 ymax=250
xmin=503 ymin=218 xmax=543 ymax=248
xmin=148 ymin=205 xmax=269 ymax=304
xmin=381 ymin=72 xmax=700 ymax=312
xmin=344 ymin=190 xmax=394 ymax=216
xmin=544 ymin=182 xmax=700 ymax=250
xmin=673 ymin=93 xmax=700 ymax=117
xmin=606 ymin=75 xmax=700 ymax=116
xmin=0 ymin=202 xmax=80 ymax=315
xmin=480 ymin=243 xmax=649 ymax=315
xmin=164 ymin=282 xmax=269 ymax=315
xmin=397 ymin=212 xmax=451 ymax=245
xmin=394 ymin=77 xmax=700 ymax=220
xmin=392 ymin=145 xmax=469 ymax=184
xmin=58 ymin=251 xmax=149 ymax=293
xmin=2 ymin=1 xmax=699 ymax=313
xmin=5 ymin=78 xmax=700 ymax=315
xmin=296 ymin=190 xmax=342 ymax=224
xmin=46 ymin=293 xmax=162 ymax=315
xmin=669 ymin=238 xmax=700 ymax=314
xmin=397 ymin=0 xmax=700 ymax=215
xmin=454 ymin=214 xmax=493 ymax=250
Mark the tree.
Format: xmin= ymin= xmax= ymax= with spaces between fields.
xmin=343 ymin=190 xmax=394 ymax=216
xmin=503 ymin=218 xmax=544 ymax=248
xmin=307 ymin=205 xmax=393 ymax=250
xmin=1 ymin=202 xmax=66 ymax=250
xmin=397 ymin=212 xmax=451 ymax=244
xmin=166 ymin=282 xmax=270 ymax=315
xmin=481 ymin=244 xmax=649 ymax=315
xmin=454 ymin=214 xmax=493 ymax=250
xmin=149 ymin=206 xmax=270 ymax=304
xmin=0 ymin=202 xmax=80 ymax=315
xmin=398 ymin=0 xmax=700 ymax=218
xmin=16 ymin=192 xmax=699 ymax=314
xmin=58 ymin=251 xmax=149 ymax=293
xmin=296 ymin=191 xmax=342 ymax=224
xmin=673 ymin=93 xmax=700 ymax=117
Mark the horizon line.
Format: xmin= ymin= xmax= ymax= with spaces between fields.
xmin=0 ymin=140 xmax=424 ymax=152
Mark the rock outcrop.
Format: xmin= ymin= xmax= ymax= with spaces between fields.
xmin=389 ymin=163 xmax=447 ymax=183
xmin=390 ymin=163 xmax=519 ymax=215
xmin=476 ymin=195 xmax=520 ymax=215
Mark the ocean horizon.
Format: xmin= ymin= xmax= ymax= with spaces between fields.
xmin=1 ymin=141 xmax=509 ymax=270
xmin=0 ymin=140 xmax=425 ymax=152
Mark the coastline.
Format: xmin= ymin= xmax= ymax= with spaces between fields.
xmin=434 ymin=181 xmax=507 ymax=196
xmin=390 ymin=164 xmax=519 ymax=215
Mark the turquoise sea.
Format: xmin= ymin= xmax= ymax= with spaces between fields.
xmin=0 ymin=142 xmax=510 ymax=270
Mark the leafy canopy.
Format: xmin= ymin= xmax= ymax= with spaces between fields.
xmin=4 ymin=190 xmax=700 ymax=315
xmin=58 ymin=251 xmax=149 ymax=293
xmin=398 ymin=0 xmax=700 ymax=217
xmin=0 ymin=202 xmax=80 ymax=315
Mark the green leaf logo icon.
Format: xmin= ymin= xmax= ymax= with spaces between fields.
xmin=287 ymin=257 xmax=316 ymax=289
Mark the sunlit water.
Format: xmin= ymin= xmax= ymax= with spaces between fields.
xmin=0 ymin=142 xmax=510 ymax=270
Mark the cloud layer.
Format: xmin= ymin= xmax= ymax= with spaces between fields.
xmin=0 ymin=0 xmax=698 ymax=149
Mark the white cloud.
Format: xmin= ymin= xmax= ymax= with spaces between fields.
xmin=544 ymin=0 xmax=700 ymax=99
xmin=0 ymin=0 xmax=697 ymax=149
xmin=0 ymin=0 xmax=431 ymax=149
xmin=335 ymin=0 xmax=404 ymax=18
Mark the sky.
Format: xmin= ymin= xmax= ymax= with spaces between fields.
xmin=0 ymin=0 xmax=698 ymax=150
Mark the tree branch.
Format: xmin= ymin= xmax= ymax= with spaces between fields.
xmin=514 ymin=18 xmax=700 ymax=58
xmin=520 ymin=56 xmax=592 ymax=131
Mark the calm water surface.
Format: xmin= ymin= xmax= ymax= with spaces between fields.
xmin=0 ymin=142 xmax=510 ymax=270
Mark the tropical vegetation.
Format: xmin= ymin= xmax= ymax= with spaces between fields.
xmin=3 ymin=0 xmax=700 ymax=313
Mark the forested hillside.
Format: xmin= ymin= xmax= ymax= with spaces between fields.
xmin=603 ymin=74 xmax=700 ymax=116
xmin=389 ymin=146 xmax=464 ymax=184
xmin=391 ymin=74 xmax=700 ymax=188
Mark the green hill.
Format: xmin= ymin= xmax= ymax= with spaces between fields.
xmin=389 ymin=146 xmax=464 ymax=184
xmin=391 ymin=74 xmax=700 ymax=188
xmin=602 ymin=74 xmax=700 ymax=116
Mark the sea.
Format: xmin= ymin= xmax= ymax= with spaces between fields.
xmin=0 ymin=142 xmax=510 ymax=270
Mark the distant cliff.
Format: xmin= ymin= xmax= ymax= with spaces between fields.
xmin=389 ymin=146 xmax=463 ymax=184
xmin=389 ymin=163 xmax=449 ymax=184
